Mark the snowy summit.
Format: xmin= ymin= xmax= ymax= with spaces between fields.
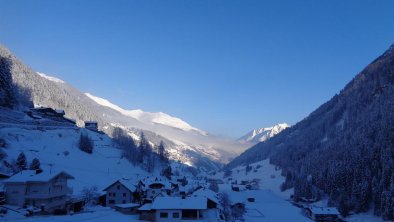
xmin=238 ymin=123 xmax=289 ymax=144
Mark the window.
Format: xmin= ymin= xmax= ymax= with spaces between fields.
xmin=113 ymin=193 xmax=116 ymax=197
xmin=173 ymin=212 xmax=180 ymax=218
xmin=109 ymin=200 xmax=115 ymax=204
xmin=160 ymin=212 xmax=168 ymax=218
xmin=117 ymin=185 xmax=120 ymax=190
xmin=123 ymin=193 xmax=126 ymax=197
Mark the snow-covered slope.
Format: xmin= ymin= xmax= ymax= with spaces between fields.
xmin=85 ymin=93 xmax=207 ymax=135
xmin=238 ymin=123 xmax=289 ymax=144
xmin=1 ymin=44 xmax=247 ymax=168
xmin=36 ymin=72 xmax=65 ymax=84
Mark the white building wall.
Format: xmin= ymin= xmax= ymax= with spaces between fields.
xmin=106 ymin=182 xmax=133 ymax=207
xmin=155 ymin=209 xmax=182 ymax=222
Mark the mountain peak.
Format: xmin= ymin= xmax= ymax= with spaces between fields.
xmin=238 ymin=123 xmax=289 ymax=144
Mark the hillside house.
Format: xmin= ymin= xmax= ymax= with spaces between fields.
xmin=29 ymin=107 xmax=65 ymax=118
xmin=3 ymin=170 xmax=74 ymax=213
xmin=84 ymin=121 xmax=98 ymax=131
xmin=305 ymin=206 xmax=340 ymax=222
xmin=103 ymin=179 xmax=136 ymax=207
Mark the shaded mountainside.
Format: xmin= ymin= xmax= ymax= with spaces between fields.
xmin=0 ymin=47 xmax=32 ymax=109
xmin=228 ymin=44 xmax=394 ymax=219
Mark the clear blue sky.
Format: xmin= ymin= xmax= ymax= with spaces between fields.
xmin=1 ymin=0 xmax=394 ymax=138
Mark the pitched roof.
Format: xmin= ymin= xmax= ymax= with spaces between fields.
xmin=151 ymin=196 xmax=207 ymax=210
xmin=192 ymin=188 xmax=220 ymax=204
xmin=138 ymin=203 xmax=152 ymax=211
xmin=5 ymin=170 xmax=74 ymax=183
xmin=103 ymin=179 xmax=136 ymax=192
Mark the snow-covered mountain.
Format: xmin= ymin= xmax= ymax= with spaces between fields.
xmin=0 ymin=44 xmax=247 ymax=169
xmin=85 ymin=93 xmax=207 ymax=135
xmin=238 ymin=123 xmax=289 ymax=144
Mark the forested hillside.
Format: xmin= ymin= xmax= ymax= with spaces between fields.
xmin=227 ymin=44 xmax=394 ymax=219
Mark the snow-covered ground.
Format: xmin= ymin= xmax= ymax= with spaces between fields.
xmin=1 ymin=126 xmax=146 ymax=194
xmin=2 ymin=206 xmax=140 ymax=222
xmin=214 ymin=159 xmax=383 ymax=222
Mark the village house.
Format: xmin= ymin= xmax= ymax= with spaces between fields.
xmin=151 ymin=196 xmax=219 ymax=222
xmin=305 ymin=206 xmax=340 ymax=222
xmin=3 ymin=170 xmax=74 ymax=213
xmin=29 ymin=107 xmax=65 ymax=118
xmin=84 ymin=121 xmax=98 ymax=131
xmin=103 ymin=179 xmax=136 ymax=207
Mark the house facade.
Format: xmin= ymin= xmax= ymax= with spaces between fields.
xmin=4 ymin=170 xmax=74 ymax=213
xmin=103 ymin=180 xmax=135 ymax=207
xmin=151 ymin=196 xmax=218 ymax=222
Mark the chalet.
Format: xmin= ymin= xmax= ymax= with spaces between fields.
xmin=151 ymin=196 xmax=217 ymax=222
xmin=84 ymin=121 xmax=98 ymax=131
xmin=30 ymin=107 xmax=65 ymax=118
xmin=103 ymin=179 xmax=136 ymax=207
xmin=3 ymin=170 xmax=74 ymax=213
xmin=305 ymin=206 xmax=340 ymax=222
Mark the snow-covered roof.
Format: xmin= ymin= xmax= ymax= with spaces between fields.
xmin=192 ymin=188 xmax=220 ymax=203
xmin=114 ymin=203 xmax=140 ymax=209
xmin=54 ymin=109 xmax=65 ymax=114
xmin=140 ymin=177 xmax=171 ymax=189
xmin=5 ymin=170 xmax=74 ymax=183
xmin=138 ymin=203 xmax=152 ymax=211
xmin=309 ymin=206 xmax=340 ymax=215
xmin=103 ymin=179 xmax=136 ymax=192
xmin=151 ymin=196 xmax=207 ymax=210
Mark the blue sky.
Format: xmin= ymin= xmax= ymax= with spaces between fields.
xmin=1 ymin=0 xmax=394 ymax=138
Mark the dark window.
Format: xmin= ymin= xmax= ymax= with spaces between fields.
xmin=117 ymin=185 xmax=120 ymax=190
xmin=113 ymin=193 xmax=116 ymax=197
xmin=109 ymin=200 xmax=115 ymax=204
xmin=160 ymin=212 xmax=168 ymax=218
xmin=123 ymin=193 xmax=126 ymax=197
xmin=173 ymin=212 xmax=180 ymax=218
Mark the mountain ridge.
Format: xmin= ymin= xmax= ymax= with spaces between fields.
xmin=227 ymin=43 xmax=394 ymax=218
